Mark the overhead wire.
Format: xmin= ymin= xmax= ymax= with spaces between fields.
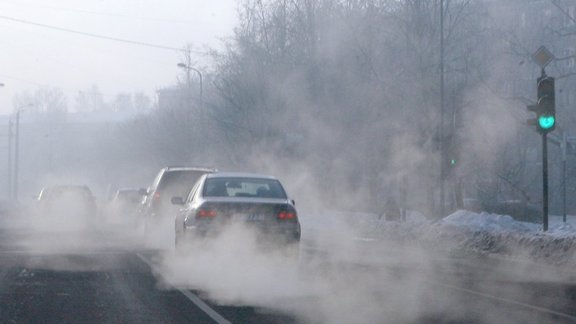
xmin=0 ymin=14 xmax=206 ymax=54
xmin=0 ymin=0 xmax=198 ymax=24
xmin=0 ymin=7 xmax=208 ymax=101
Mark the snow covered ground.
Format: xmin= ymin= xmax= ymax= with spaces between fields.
xmin=433 ymin=211 xmax=576 ymax=265
xmin=439 ymin=210 xmax=576 ymax=237
xmin=302 ymin=209 xmax=576 ymax=267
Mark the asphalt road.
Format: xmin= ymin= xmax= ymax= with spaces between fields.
xmin=0 ymin=220 xmax=575 ymax=323
xmin=0 ymin=225 xmax=296 ymax=324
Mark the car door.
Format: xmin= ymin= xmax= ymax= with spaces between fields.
xmin=174 ymin=177 xmax=204 ymax=236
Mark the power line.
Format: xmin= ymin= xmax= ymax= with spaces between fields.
xmin=0 ymin=73 xmax=46 ymax=88
xmin=0 ymin=0 xmax=198 ymax=24
xmin=0 ymin=14 xmax=205 ymax=53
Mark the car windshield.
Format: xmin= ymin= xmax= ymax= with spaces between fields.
xmin=203 ymin=177 xmax=287 ymax=199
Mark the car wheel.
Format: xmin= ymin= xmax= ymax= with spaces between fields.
xmin=175 ymin=233 xmax=180 ymax=249
xmin=175 ymin=232 xmax=188 ymax=256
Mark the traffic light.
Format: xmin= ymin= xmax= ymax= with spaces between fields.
xmin=527 ymin=75 xmax=556 ymax=133
xmin=442 ymin=133 xmax=458 ymax=178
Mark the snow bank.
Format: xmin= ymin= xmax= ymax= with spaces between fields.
xmin=439 ymin=210 xmax=539 ymax=233
xmin=309 ymin=209 xmax=576 ymax=266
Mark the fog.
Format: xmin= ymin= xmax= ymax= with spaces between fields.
xmin=147 ymin=216 xmax=566 ymax=323
xmin=0 ymin=0 xmax=238 ymax=115
xmin=1 ymin=0 xmax=576 ymax=323
xmin=154 ymin=222 xmax=423 ymax=323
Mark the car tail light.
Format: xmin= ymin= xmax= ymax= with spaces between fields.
xmin=196 ymin=208 xmax=217 ymax=218
xmin=277 ymin=210 xmax=296 ymax=220
xmin=153 ymin=192 xmax=161 ymax=202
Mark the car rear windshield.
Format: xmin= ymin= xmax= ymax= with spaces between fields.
xmin=203 ymin=177 xmax=287 ymax=199
xmin=44 ymin=186 xmax=93 ymax=199
xmin=157 ymin=170 xmax=207 ymax=198
xmin=115 ymin=190 xmax=142 ymax=202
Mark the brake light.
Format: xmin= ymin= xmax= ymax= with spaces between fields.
xmin=277 ymin=210 xmax=296 ymax=220
xmin=153 ymin=192 xmax=161 ymax=202
xmin=196 ymin=209 xmax=217 ymax=218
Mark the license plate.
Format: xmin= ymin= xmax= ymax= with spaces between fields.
xmin=232 ymin=213 xmax=266 ymax=221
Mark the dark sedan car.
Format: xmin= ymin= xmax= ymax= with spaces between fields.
xmin=103 ymin=188 xmax=144 ymax=223
xmin=34 ymin=185 xmax=99 ymax=229
xmin=172 ymin=172 xmax=301 ymax=255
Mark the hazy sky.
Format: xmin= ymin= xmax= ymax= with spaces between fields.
xmin=0 ymin=0 xmax=238 ymax=115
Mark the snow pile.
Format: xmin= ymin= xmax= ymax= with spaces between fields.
xmin=438 ymin=210 xmax=539 ymax=233
xmin=310 ymin=209 xmax=576 ymax=266
xmin=427 ymin=211 xmax=576 ymax=265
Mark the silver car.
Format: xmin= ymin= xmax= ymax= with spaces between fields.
xmin=138 ymin=166 xmax=216 ymax=232
xmin=172 ymin=172 xmax=301 ymax=254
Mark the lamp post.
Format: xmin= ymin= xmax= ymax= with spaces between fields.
xmin=0 ymin=82 xmax=10 ymax=200
xmin=13 ymin=109 xmax=21 ymax=201
xmin=12 ymin=104 xmax=32 ymax=202
xmin=7 ymin=120 xmax=12 ymax=200
xmin=177 ymin=63 xmax=203 ymax=111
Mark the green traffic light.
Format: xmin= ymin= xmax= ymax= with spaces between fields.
xmin=538 ymin=115 xmax=555 ymax=130
xmin=450 ymin=159 xmax=456 ymax=165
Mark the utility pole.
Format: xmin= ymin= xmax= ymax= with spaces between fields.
xmin=439 ymin=0 xmax=445 ymax=218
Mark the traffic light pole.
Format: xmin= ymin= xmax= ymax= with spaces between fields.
xmin=542 ymin=133 xmax=549 ymax=231
xmin=529 ymin=48 xmax=555 ymax=232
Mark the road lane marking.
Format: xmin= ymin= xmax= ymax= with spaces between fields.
xmin=428 ymin=280 xmax=576 ymax=321
xmin=136 ymin=253 xmax=232 ymax=324
xmin=177 ymin=289 xmax=232 ymax=324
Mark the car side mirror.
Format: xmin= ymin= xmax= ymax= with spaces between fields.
xmin=171 ymin=196 xmax=185 ymax=205
xmin=291 ymin=199 xmax=296 ymax=206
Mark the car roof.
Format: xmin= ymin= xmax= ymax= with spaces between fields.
xmin=43 ymin=185 xmax=91 ymax=191
xmin=163 ymin=166 xmax=217 ymax=173
xmin=39 ymin=185 xmax=94 ymax=199
xmin=116 ymin=188 xmax=141 ymax=193
xmin=205 ymin=172 xmax=279 ymax=180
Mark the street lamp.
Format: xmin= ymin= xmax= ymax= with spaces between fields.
xmin=13 ymin=104 xmax=32 ymax=202
xmin=7 ymin=120 xmax=13 ymax=200
xmin=0 ymin=83 xmax=8 ymax=200
xmin=13 ymin=108 xmax=22 ymax=201
xmin=177 ymin=63 xmax=203 ymax=111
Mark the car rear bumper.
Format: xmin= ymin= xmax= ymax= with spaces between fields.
xmin=180 ymin=222 xmax=300 ymax=245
